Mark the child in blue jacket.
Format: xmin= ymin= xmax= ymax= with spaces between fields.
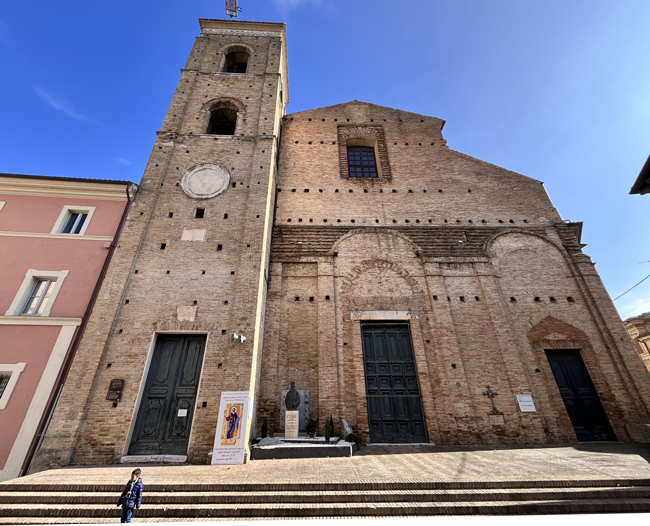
xmin=117 ymin=468 xmax=143 ymax=523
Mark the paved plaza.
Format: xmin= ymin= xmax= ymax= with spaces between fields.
xmin=6 ymin=443 xmax=650 ymax=487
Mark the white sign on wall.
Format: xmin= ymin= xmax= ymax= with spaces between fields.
xmin=516 ymin=394 xmax=537 ymax=413
xmin=211 ymin=391 xmax=250 ymax=465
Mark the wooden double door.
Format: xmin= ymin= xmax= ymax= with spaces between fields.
xmin=128 ymin=335 xmax=206 ymax=456
xmin=546 ymin=349 xmax=616 ymax=441
xmin=361 ymin=323 xmax=428 ymax=443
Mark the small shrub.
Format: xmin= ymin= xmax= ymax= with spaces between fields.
xmin=305 ymin=416 xmax=319 ymax=438
xmin=324 ymin=416 xmax=332 ymax=441
xmin=346 ymin=433 xmax=363 ymax=448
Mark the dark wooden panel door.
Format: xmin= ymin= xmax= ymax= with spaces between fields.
xmin=546 ymin=349 xmax=616 ymax=441
xmin=362 ymin=323 xmax=428 ymax=443
xmin=128 ymin=335 xmax=206 ymax=455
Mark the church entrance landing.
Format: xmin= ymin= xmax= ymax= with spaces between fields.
xmin=128 ymin=334 xmax=206 ymax=456
xmin=361 ymin=322 xmax=427 ymax=443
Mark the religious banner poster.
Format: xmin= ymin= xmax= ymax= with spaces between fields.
xmin=211 ymin=391 xmax=250 ymax=465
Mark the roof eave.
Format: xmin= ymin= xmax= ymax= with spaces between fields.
xmin=630 ymin=154 xmax=650 ymax=195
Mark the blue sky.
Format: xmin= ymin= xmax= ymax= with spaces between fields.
xmin=1 ymin=0 xmax=649 ymax=319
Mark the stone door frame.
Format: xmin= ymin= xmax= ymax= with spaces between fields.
xmin=348 ymin=310 xmax=438 ymax=443
xmin=121 ymin=330 xmax=211 ymax=460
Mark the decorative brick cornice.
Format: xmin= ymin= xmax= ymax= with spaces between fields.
xmin=201 ymin=29 xmax=281 ymax=38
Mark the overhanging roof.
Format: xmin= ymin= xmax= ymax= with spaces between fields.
xmin=630 ymin=154 xmax=650 ymax=195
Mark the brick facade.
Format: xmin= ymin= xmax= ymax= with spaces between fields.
xmin=258 ymin=102 xmax=650 ymax=445
xmin=29 ymin=18 xmax=650 ymax=474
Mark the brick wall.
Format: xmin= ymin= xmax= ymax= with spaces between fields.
xmin=258 ymin=101 xmax=650 ymax=445
xmin=30 ymin=20 xmax=287 ymax=471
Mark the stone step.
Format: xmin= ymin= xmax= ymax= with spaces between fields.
xmin=1 ymin=487 xmax=649 ymax=505
xmin=0 ymin=498 xmax=649 ymax=518
xmin=2 ymin=478 xmax=649 ymax=492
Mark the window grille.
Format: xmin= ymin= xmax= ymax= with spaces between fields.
xmin=22 ymin=279 xmax=57 ymax=316
xmin=0 ymin=374 xmax=10 ymax=399
xmin=61 ymin=212 xmax=88 ymax=234
xmin=347 ymin=146 xmax=378 ymax=178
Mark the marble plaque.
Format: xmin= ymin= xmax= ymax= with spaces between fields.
xmin=516 ymin=394 xmax=537 ymax=412
xmin=488 ymin=413 xmax=505 ymax=426
xmin=181 ymin=164 xmax=230 ymax=199
xmin=285 ymin=411 xmax=299 ymax=439
xmin=280 ymin=390 xmax=310 ymax=430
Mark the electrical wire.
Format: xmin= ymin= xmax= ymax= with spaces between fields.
xmin=613 ymin=273 xmax=650 ymax=301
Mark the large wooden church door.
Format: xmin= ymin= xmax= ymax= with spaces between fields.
xmin=128 ymin=335 xmax=206 ymax=456
xmin=362 ymin=323 xmax=428 ymax=443
xmin=546 ymin=349 xmax=616 ymax=441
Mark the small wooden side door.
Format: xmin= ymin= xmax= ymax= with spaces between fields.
xmin=546 ymin=349 xmax=616 ymax=441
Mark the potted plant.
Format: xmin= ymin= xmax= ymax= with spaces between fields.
xmin=305 ymin=416 xmax=319 ymax=438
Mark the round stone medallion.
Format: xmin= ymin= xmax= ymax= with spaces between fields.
xmin=181 ymin=164 xmax=230 ymax=199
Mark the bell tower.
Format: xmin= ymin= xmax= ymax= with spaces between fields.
xmin=32 ymin=19 xmax=288 ymax=470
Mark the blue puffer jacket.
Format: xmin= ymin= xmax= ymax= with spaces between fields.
xmin=117 ymin=478 xmax=143 ymax=509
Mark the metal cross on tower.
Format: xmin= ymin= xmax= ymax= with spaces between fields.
xmin=482 ymin=385 xmax=500 ymax=414
xmin=225 ymin=0 xmax=242 ymax=18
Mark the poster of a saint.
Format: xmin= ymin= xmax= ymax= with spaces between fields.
xmin=220 ymin=403 xmax=243 ymax=446
xmin=211 ymin=391 xmax=249 ymax=465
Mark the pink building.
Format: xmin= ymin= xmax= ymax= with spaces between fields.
xmin=0 ymin=174 xmax=134 ymax=481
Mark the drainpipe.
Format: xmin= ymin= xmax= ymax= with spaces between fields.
xmin=19 ymin=182 xmax=135 ymax=477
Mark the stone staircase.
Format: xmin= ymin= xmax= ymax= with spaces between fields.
xmin=1 ymin=479 xmax=650 ymax=522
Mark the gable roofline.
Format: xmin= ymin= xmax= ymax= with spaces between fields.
xmin=286 ymin=100 xmax=446 ymax=129
xmin=630 ymin=153 xmax=650 ymax=195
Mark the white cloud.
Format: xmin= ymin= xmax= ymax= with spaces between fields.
xmin=34 ymin=87 xmax=103 ymax=125
xmin=116 ymin=157 xmax=131 ymax=166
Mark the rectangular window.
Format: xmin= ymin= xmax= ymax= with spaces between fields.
xmin=61 ymin=212 xmax=88 ymax=234
xmin=21 ymin=279 xmax=57 ymax=316
xmin=0 ymin=363 xmax=26 ymax=410
xmin=347 ymin=146 xmax=378 ymax=178
xmin=51 ymin=206 xmax=96 ymax=236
